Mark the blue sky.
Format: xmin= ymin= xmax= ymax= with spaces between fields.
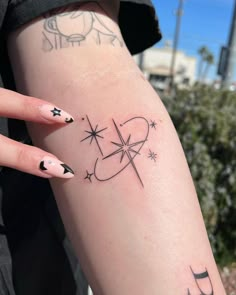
xmin=152 ymin=0 xmax=234 ymax=80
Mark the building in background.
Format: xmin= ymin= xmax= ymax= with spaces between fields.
xmin=134 ymin=42 xmax=197 ymax=91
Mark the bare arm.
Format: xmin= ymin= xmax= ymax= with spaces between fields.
xmin=7 ymin=2 xmax=225 ymax=294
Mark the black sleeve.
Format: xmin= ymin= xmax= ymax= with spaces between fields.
xmin=3 ymin=0 xmax=162 ymax=54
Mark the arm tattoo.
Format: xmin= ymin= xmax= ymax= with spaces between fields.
xmin=42 ymin=1 xmax=123 ymax=51
xmin=188 ymin=267 xmax=214 ymax=295
xmin=148 ymin=149 xmax=157 ymax=162
xmin=80 ymin=115 xmax=107 ymax=156
xmin=79 ymin=115 xmax=158 ymax=187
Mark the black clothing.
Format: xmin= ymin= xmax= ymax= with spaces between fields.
xmin=0 ymin=1 xmax=161 ymax=294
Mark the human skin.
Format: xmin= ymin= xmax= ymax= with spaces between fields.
xmin=0 ymin=88 xmax=75 ymax=178
xmin=7 ymin=2 xmax=226 ymax=294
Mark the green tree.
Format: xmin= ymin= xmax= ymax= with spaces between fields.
xmin=198 ymin=46 xmax=209 ymax=81
xmin=202 ymin=52 xmax=214 ymax=82
xmin=162 ymin=85 xmax=236 ymax=266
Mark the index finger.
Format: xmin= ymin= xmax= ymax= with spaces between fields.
xmin=0 ymin=88 xmax=74 ymax=124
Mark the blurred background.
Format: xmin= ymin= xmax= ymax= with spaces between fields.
xmin=134 ymin=0 xmax=236 ymax=293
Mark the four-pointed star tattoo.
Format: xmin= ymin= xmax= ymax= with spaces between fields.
xmin=84 ymin=170 xmax=94 ymax=182
xmin=81 ymin=115 xmax=107 ymax=156
xmin=103 ymin=119 xmax=145 ymax=187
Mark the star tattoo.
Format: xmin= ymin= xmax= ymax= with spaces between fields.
xmin=105 ymin=134 xmax=140 ymax=164
xmin=81 ymin=115 xmax=107 ymax=156
xmin=84 ymin=170 xmax=94 ymax=182
xmin=150 ymin=120 xmax=157 ymax=130
xmin=103 ymin=119 xmax=145 ymax=187
xmin=51 ymin=107 xmax=62 ymax=117
xmin=148 ymin=149 xmax=157 ymax=162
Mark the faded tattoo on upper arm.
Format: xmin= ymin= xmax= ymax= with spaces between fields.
xmin=42 ymin=1 xmax=123 ymax=51
xmin=79 ymin=115 xmax=158 ymax=187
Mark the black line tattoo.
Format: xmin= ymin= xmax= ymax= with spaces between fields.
xmin=84 ymin=170 xmax=94 ymax=182
xmin=150 ymin=120 xmax=157 ymax=130
xmin=188 ymin=267 xmax=214 ymax=295
xmin=81 ymin=115 xmax=107 ymax=156
xmin=42 ymin=1 xmax=123 ymax=51
xmin=148 ymin=149 xmax=157 ymax=162
xmin=94 ymin=117 xmax=150 ymax=187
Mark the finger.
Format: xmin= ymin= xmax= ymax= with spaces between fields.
xmin=0 ymin=134 xmax=75 ymax=179
xmin=0 ymin=88 xmax=74 ymax=124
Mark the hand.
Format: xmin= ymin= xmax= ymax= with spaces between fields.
xmin=0 ymin=88 xmax=75 ymax=179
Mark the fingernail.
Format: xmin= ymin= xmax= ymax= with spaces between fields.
xmin=39 ymin=156 xmax=75 ymax=178
xmin=38 ymin=105 xmax=74 ymax=124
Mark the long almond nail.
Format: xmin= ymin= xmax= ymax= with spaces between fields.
xmin=39 ymin=156 xmax=75 ymax=178
xmin=38 ymin=105 xmax=74 ymax=124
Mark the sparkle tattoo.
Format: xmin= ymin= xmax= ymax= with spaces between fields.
xmin=150 ymin=120 xmax=157 ymax=130
xmin=148 ymin=149 xmax=157 ymax=162
xmin=188 ymin=267 xmax=214 ymax=295
xmin=80 ymin=115 xmax=157 ymax=186
xmin=81 ymin=115 xmax=107 ymax=156
xmin=93 ymin=117 xmax=150 ymax=187
xmin=84 ymin=170 xmax=94 ymax=183
xmin=42 ymin=1 xmax=123 ymax=52
xmin=100 ymin=119 xmax=146 ymax=186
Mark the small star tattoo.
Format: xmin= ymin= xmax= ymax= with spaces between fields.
xmin=51 ymin=107 xmax=62 ymax=117
xmin=150 ymin=120 xmax=157 ymax=130
xmin=148 ymin=149 xmax=157 ymax=162
xmin=84 ymin=170 xmax=93 ymax=183
xmin=102 ymin=119 xmax=145 ymax=187
xmin=81 ymin=115 xmax=107 ymax=156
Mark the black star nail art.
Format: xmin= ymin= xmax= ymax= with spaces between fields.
xmin=51 ymin=107 xmax=62 ymax=117
xmin=60 ymin=163 xmax=74 ymax=175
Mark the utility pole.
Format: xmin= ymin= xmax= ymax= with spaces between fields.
xmin=222 ymin=0 xmax=236 ymax=88
xmin=169 ymin=0 xmax=184 ymax=90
